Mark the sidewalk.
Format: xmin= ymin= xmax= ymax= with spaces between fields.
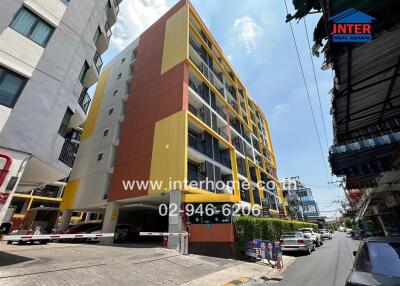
xmin=182 ymin=256 xmax=296 ymax=286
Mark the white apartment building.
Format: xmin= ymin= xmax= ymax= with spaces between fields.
xmin=0 ymin=0 xmax=122 ymax=225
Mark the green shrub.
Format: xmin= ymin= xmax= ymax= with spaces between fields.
xmin=233 ymin=216 xmax=318 ymax=252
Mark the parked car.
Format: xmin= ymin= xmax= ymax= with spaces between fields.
xmin=279 ymin=232 xmax=315 ymax=254
xmin=318 ymin=229 xmax=333 ymax=240
xmin=346 ymin=237 xmax=400 ymax=286
xmin=346 ymin=228 xmax=353 ymax=234
xmin=298 ymin=228 xmax=323 ymax=246
xmin=59 ymin=223 xmax=102 ymax=242
xmin=88 ymin=224 xmax=140 ymax=243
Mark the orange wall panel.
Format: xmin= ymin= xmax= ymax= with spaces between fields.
xmin=108 ymin=0 xmax=189 ymax=201
xmin=189 ymin=224 xmax=235 ymax=243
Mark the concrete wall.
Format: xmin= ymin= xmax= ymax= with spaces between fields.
xmin=69 ymin=39 xmax=140 ymax=210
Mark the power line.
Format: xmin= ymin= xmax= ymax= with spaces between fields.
xmin=303 ymin=18 xmax=330 ymax=151
xmin=284 ymin=0 xmax=334 ymax=202
xmin=303 ymin=17 xmax=341 ymax=199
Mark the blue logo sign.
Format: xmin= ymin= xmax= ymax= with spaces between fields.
xmin=330 ymin=8 xmax=376 ymax=43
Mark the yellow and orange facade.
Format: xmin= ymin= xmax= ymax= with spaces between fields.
xmin=61 ymin=0 xmax=285 ymax=255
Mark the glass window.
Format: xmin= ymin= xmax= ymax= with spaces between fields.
xmin=108 ymin=108 xmax=113 ymax=115
xmin=58 ymin=108 xmax=73 ymax=136
xmin=0 ymin=66 xmax=27 ymax=108
xmin=10 ymin=7 xmax=54 ymax=47
xmin=93 ymin=27 xmax=101 ymax=43
xmin=97 ymin=153 xmax=103 ymax=161
xmin=103 ymin=129 xmax=109 ymax=137
xmin=357 ymin=242 xmax=400 ymax=278
xmin=79 ymin=61 xmax=89 ymax=84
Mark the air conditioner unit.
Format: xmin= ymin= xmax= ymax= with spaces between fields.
xmin=199 ymin=163 xmax=207 ymax=173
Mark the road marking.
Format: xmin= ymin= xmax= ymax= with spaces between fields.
xmin=222 ymin=277 xmax=250 ymax=286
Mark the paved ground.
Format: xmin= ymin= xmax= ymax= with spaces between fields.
xmin=0 ymin=242 xmax=293 ymax=286
xmin=268 ymin=231 xmax=360 ymax=286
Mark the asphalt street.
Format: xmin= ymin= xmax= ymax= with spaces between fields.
xmin=274 ymin=231 xmax=360 ymax=286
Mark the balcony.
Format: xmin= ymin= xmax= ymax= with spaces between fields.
xmin=220 ymin=153 xmax=231 ymax=169
xmin=189 ymin=78 xmax=203 ymax=97
xmin=105 ymin=21 xmax=112 ymax=41
xmin=94 ymin=51 xmax=103 ymax=73
xmin=78 ymin=88 xmax=91 ymax=114
xmin=59 ymin=139 xmax=78 ymax=168
xmin=215 ymin=106 xmax=227 ymax=121
xmin=188 ymin=171 xmax=206 ymax=185
xmin=217 ymin=128 xmax=228 ymax=141
xmin=106 ymin=0 xmax=118 ymax=26
xmin=188 ymin=132 xmax=205 ymax=154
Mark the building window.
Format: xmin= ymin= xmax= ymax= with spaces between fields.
xmin=0 ymin=66 xmax=27 ymax=108
xmin=10 ymin=7 xmax=55 ymax=47
xmin=113 ymin=89 xmax=118 ymax=96
xmin=121 ymin=58 xmax=125 ymax=64
xmin=117 ymin=73 xmax=122 ymax=79
xmin=79 ymin=61 xmax=89 ymax=84
xmin=103 ymin=129 xmax=109 ymax=137
xmin=93 ymin=26 xmax=101 ymax=43
xmin=58 ymin=108 xmax=73 ymax=136
xmin=97 ymin=152 xmax=103 ymax=161
xmin=108 ymin=108 xmax=113 ymax=115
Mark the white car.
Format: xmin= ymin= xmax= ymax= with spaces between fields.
xmin=346 ymin=228 xmax=353 ymax=234
xmin=298 ymin=228 xmax=323 ymax=247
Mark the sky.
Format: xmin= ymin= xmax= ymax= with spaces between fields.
xmin=100 ymin=0 xmax=347 ymax=218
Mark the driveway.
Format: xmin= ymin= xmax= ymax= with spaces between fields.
xmin=0 ymin=242 xmax=292 ymax=286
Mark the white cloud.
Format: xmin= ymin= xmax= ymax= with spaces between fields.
xmin=111 ymin=0 xmax=172 ymax=51
xmin=233 ymin=16 xmax=263 ymax=54
xmin=272 ymin=104 xmax=287 ymax=119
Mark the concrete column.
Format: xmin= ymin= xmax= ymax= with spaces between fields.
xmin=100 ymin=201 xmax=119 ymax=245
xmin=167 ymin=191 xmax=184 ymax=250
xmin=58 ymin=209 xmax=73 ymax=231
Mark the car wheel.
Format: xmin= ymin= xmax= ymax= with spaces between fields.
xmin=7 ymin=241 xmax=12 ymax=245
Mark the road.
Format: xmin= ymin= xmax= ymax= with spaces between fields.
xmin=274 ymin=231 xmax=360 ymax=286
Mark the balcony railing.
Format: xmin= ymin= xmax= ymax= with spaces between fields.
xmin=59 ymin=139 xmax=78 ymax=168
xmin=188 ymin=171 xmax=206 ymax=185
xmin=218 ymin=128 xmax=229 ymax=141
xmin=189 ymin=78 xmax=203 ymax=96
xmin=94 ymin=51 xmax=103 ymax=73
xmin=215 ymin=106 xmax=226 ymax=121
xmin=105 ymin=21 xmax=112 ymax=41
xmin=188 ymin=134 xmax=205 ymax=154
xmin=78 ymin=89 xmax=91 ymax=114
xmin=220 ymin=154 xmax=231 ymax=169
xmin=114 ymin=0 xmax=120 ymax=14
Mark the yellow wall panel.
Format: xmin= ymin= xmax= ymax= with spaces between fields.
xmin=149 ymin=111 xmax=187 ymax=194
xmin=80 ymin=69 xmax=110 ymax=141
xmin=60 ymin=179 xmax=80 ymax=210
xmin=161 ymin=4 xmax=189 ymax=74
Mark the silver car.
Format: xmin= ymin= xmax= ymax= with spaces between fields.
xmin=318 ymin=229 xmax=332 ymax=240
xmin=279 ymin=231 xmax=315 ymax=254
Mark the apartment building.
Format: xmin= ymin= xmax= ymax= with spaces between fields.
xmin=282 ymin=176 xmax=320 ymax=220
xmin=60 ymin=0 xmax=285 ymax=256
xmin=0 ymin=0 xmax=122 ymax=225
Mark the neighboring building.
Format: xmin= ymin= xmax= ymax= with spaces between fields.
xmin=282 ymin=176 xmax=320 ymax=220
xmin=0 ymin=0 xmax=122 ymax=225
xmin=60 ymin=0 xmax=285 ymax=256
